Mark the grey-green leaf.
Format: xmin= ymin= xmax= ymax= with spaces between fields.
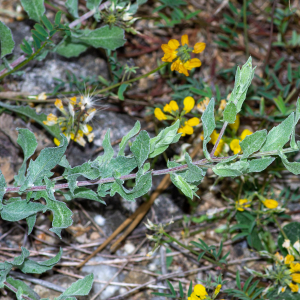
xmin=14 ymin=129 xmax=38 ymax=186
xmin=1 ymin=199 xmax=45 ymax=222
xmin=86 ymin=0 xmax=102 ymax=10
xmin=56 ymin=274 xmax=94 ymax=300
xmin=240 ymin=129 xmax=267 ymax=158
xmin=223 ymin=102 xmax=237 ymax=123
xmin=0 ymin=103 xmax=61 ymax=139
xmin=75 ymin=26 xmax=126 ymax=50
xmin=6 ymin=277 xmax=40 ymax=300
xmin=260 ymin=113 xmax=294 ymax=152
xmin=290 ymin=97 xmax=300 ymax=149
xmin=66 ymin=0 xmax=79 ymax=17
xmin=0 ymin=21 xmax=15 ymax=58
xmin=130 ymin=130 xmax=150 ymax=168
xmin=26 ymin=214 xmax=36 ymax=235
xmin=184 ymin=153 xmax=205 ymax=183
xmin=0 ymin=170 xmax=6 ymax=206
xmin=118 ymin=121 xmax=141 ymax=156
xmin=201 ymin=98 xmax=215 ymax=160
xmin=213 ymin=161 xmax=249 ymax=177
xmin=248 ymin=157 xmax=275 ymax=173
xmin=56 ymin=37 xmax=88 ymax=58
xmin=20 ymin=0 xmax=45 ymax=22
xmin=118 ymin=83 xmax=129 ymax=100
xmin=20 ymin=134 xmax=68 ymax=192
xmin=279 ymin=151 xmax=300 ymax=175
xmin=170 ymin=173 xmax=195 ymax=199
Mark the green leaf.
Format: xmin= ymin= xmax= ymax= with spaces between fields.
xmin=1 ymin=199 xmax=45 ymax=222
xmin=0 ymin=21 xmax=15 ymax=58
xmin=56 ymin=274 xmax=94 ymax=300
xmin=20 ymin=0 xmax=45 ymax=22
xmin=6 ymin=277 xmax=40 ymax=300
xmin=0 ymin=170 xmax=7 ymax=207
xmin=75 ymin=26 xmax=126 ymax=50
xmin=118 ymin=83 xmax=129 ymax=100
xmin=0 ymin=103 xmax=61 ymax=139
xmin=34 ymin=23 xmax=48 ymax=37
xmin=184 ymin=153 xmax=205 ymax=183
xmin=26 ymin=214 xmax=37 ymax=235
xmin=201 ymin=98 xmax=215 ymax=160
xmin=228 ymin=57 xmax=256 ymax=113
xmin=213 ymin=161 xmax=249 ymax=177
xmin=248 ymin=157 xmax=275 ymax=173
xmin=14 ymin=129 xmax=38 ymax=186
xmin=55 ymin=11 xmax=62 ymax=25
xmin=260 ymin=113 xmax=294 ymax=152
xmin=223 ymin=102 xmax=237 ymax=123
xmin=279 ymin=151 xmax=300 ymax=175
xmin=130 ymin=131 xmax=150 ymax=168
xmin=240 ymin=129 xmax=267 ymax=158
xmin=118 ymin=121 xmax=141 ymax=156
xmin=170 ymin=173 xmax=194 ymax=199
xmin=274 ymin=95 xmax=286 ymax=114
xmin=86 ymin=0 xmax=102 ymax=10
xmin=110 ymin=172 xmax=152 ymax=201
xmin=41 ymin=15 xmax=53 ymax=30
xmin=278 ymin=222 xmax=300 ymax=255
xmin=288 ymin=63 xmax=292 ymax=83
xmin=149 ymin=120 xmax=180 ymax=158
xmin=268 ymin=288 xmax=300 ymax=300
xmin=19 ymin=248 xmax=63 ymax=274
xmin=66 ymin=0 xmax=79 ymax=17
xmin=291 ymin=98 xmax=300 ymax=149
xmin=20 ymin=134 xmax=68 ymax=192
xmin=63 ymin=187 xmax=105 ymax=204
xmin=56 ymin=37 xmax=88 ymax=58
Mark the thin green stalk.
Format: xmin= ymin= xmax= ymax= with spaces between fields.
xmin=243 ymin=0 xmax=249 ymax=57
xmin=273 ymin=215 xmax=288 ymax=240
xmin=0 ymin=42 xmax=48 ymax=81
xmin=162 ymin=232 xmax=224 ymax=268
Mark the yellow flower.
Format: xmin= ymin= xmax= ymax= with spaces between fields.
xmin=162 ymin=35 xmax=205 ymax=76
xmin=178 ymin=124 xmax=194 ymax=136
xmin=70 ymin=96 xmax=77 ymax=106
xmin=53 ymin=137 xmax=61 ymax=146
xmin=194 ymin=284 xmax=208 ymax=300
xmin=214 ymin=284 xmax=222 ymax=296
xmin=289 ymin=283 xmax=299 ymax=293
xmin=183 ymin=96 xmax=195 ymax=113
xmin=291 ymin=273 xmax=300 ymax=284
xmin=84 ymin=107 xmax=96 ymax=123
xmin=219 ymin=99 xmax=227 ymax=111
xmin=275 ymin=252 xmax=284 ymax=263
xmin=54 ymin=99 xmax=66 ymax=114
xmin=214 ymin=139 xmax=224 ymax=156
xmin=236 ymin=199 xmax=251 ymax=211
xmin=290 ymin=263 xmax=300 ymax=273
xmin=186 ymin=117 xmax=200 ymax=127
xmin=263 ymin=199 xmax=278 ymax=209
xmin=229 ymin=114 xmax=240 ymax=132
xmin=230 ymin=139 xmax=241 ymax=154
xmin=240 ymin=129 xmax=253 ymax=141
xmin=154 ymin=108 xmax=167 ymax=121
xmin=197 ymin=97 xmax=210 ymax=113
xmin=161 ymin=39 xmax=180 ymax=62
xmin=210 ymin=130 xmax=219 ymax=145
xmin=43 ymin=113 xmax=58 ymax=126
xmin=163 ymin=100 xmax=179 ymax=113
xmin=281 ymin=286 xmax=286 ymax=293
xmin=285 ymin=255 xmax=295 ymax=265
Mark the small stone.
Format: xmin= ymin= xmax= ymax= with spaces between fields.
xmin=94 ymin=215 xmax=106 ymax=226
xmin=90 ymin=231 xmax=101 ymax=240
xmin=123 ymin=242 xmax=135 ymax=254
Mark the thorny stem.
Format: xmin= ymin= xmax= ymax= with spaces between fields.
xmin=210 ymin=121 xmax=228 ymax=158
xmin=162 ymin=232 xmax=224 ymax=268
xmin=0 ymin=1 xmax=111 ymax=80
xmin=4 ymin=147 xmax=298 ymax=194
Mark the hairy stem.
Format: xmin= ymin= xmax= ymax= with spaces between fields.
xmin=210 ymin=121 xmax=228 ymax=158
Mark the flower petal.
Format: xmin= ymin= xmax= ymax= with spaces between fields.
xmin=181 ymin=34 xmax=189 ymax=46
xmin=193 ymin=42 xmax=206 ymax=53
xmin=185 ymin=58 xmax=202 ymax=70
xmin=240 ymin=129 xmax=253 ymax=140
xmin=154 ymin=107 xmax=167 ymax=120
xmin=230 ymin=139 xmax=241 ymax=154
xmin=169 ymin=100 xmax=179 ymax=112
xmin=168 ymin=39 xmax=180 ymax=50
xmin=187 ymin=117 xmax=200 ymax=126
xmin=183 ymin=96 xmax=195 ymax=113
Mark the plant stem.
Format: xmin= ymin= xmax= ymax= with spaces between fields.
xmin=4 ymin=281 xmax=34 ymax=300
xmin=210 ymin=121 xmax=228 ymax=158
xmin=273 ymin=215 xmax=288 ymax=240
xmin=162 ymin=232 xmax=224 ymax=268
xmin=243 ymin=0 xmax=249 ymax=57
xmin=4 ymin=146 xmax=298 ymax=194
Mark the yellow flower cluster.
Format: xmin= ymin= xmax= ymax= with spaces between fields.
xmin=188 ymin=283 xmax=222 ymax=300
xmin=43 ymin=96 xmax=96 ymax=147
xmin=161 ymin=35 xmax=205 ymax=76
xmin=235 ymin=198 xmax=278 ymax=211
xmin=154 ymin=96 xmax=200 ymax=137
